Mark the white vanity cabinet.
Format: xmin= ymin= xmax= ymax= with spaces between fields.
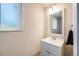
xmin=41 ymin=37 xmax=64 ymax=56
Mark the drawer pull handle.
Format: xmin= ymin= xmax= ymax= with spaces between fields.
xmin=46 ymin=50 xmax=50 ymax=54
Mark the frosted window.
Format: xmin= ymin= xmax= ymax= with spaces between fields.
xmin=0 ymin=3 xmax=21 ymax=31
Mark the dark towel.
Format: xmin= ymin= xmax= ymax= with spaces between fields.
xmin=66 ymin=30 xmax=73 ymax=45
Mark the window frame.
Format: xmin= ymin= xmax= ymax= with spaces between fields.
xmin=0 ymin=3 xmax=22 ymax=31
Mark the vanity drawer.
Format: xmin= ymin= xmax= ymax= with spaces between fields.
xmin=42 ymin=48 xmax=62 ymax=56
xmin=41 ymin=41 xmax=62 ymax=51
xmin=42 ymin=48 xmax=61 ymax=56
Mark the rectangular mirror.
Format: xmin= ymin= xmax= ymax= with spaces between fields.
xmin=48 ymin=7 xmax=64 ymax=37
xmin=51 ymin=10 xmax=62 ymax=34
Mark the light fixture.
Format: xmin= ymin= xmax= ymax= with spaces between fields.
xmin=48 ymin=8 xmax=53 ymax=15
xmin=48 ymin=5 xmax=62 ymax=15
xmin=53 ymin=5 xmax=58 ymax=11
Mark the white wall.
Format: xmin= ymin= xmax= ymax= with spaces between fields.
xmin=0 ymin=4 xmax=44 ymax=56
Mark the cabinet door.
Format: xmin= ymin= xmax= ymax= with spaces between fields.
xmin=41 ymin=42 xmax=49 ymax=56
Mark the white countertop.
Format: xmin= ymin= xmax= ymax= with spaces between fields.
xmin=41 ymin=37 xmax=64 ymax=48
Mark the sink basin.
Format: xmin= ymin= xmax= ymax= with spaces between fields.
xmin=42 ymin=37 xmax=64 ymax=48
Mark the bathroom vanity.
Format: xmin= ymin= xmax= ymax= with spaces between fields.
xmin=41 ymin=37 xmax=64 ymax=56
xmin=41 ymin=6 xmax=65 ymax=56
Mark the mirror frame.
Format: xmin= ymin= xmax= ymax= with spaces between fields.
xmin=48 ymin=8 xmax=64 ymax=37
